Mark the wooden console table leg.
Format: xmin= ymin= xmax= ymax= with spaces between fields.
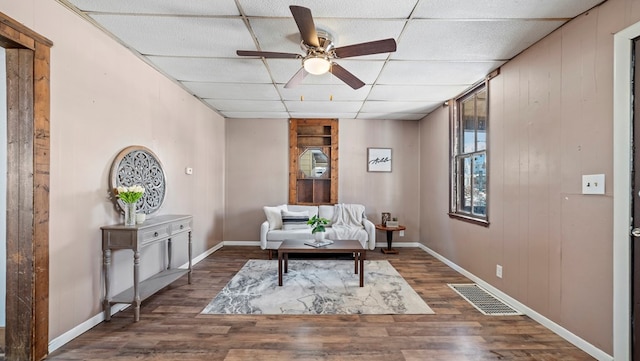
xmin=167 ymin=237 xmax=172 ymax=269
xmin=103 ymin=249 xmax=111 ymax=321
xmin=133 ymin=251 xmax=141 ymax=322
xmin=188 ymin=231 xmax=192 ymax=284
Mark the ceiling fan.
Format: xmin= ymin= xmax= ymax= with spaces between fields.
xmin=236 ymin=5 xmax=397 ymax=90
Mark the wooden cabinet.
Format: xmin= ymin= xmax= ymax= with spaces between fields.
xmin=289 ymin=118 xmax=338 ymax=204
xmin=101 ymin=214 xmax=192 ymax=322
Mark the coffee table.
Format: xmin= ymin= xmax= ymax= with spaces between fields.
xmin=277 ymin=239 xmax=366 ymax=287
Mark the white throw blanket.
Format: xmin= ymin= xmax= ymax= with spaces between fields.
xmin=328 ymin=203 xmax=367 ymax=244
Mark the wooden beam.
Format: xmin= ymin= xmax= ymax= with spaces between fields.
xmin=0 ymin=12 xmax=52 ymax=49
xmin=1 ymin=11 xmax=51 ymax=360
xmin=33 ymin=41 xmax=50 ymax=361
xmin=5 ymin=48 xmax=35 ymax=361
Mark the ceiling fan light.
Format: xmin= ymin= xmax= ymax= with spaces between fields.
xmin=304 ymin=57 xmax=331 ymax=75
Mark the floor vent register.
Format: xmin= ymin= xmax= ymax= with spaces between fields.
xmin=448 ymin=284 xmax=523 ymax=316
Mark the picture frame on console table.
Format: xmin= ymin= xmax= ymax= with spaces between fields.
xmin=367 ymin=147 xmax=392 ymax=172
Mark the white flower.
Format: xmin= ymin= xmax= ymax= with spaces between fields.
xmin=115 ymin=184 xmax=145 ymax=203
xmin=130 ymin=185 xmax=145 ymax=193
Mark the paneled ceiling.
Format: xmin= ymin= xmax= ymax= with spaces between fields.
xmin=58 ymin=0 xmax=604 ymax=120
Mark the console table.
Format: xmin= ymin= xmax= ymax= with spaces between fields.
xmin=101 ymin=214 xmax=192 ymax=322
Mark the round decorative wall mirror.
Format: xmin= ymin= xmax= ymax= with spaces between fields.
xmin=299 ymin=148 xmax=329 ymax=178
xmin=109 ymin=145 xmax=167 ymax=216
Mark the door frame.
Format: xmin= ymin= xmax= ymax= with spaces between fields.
xmin=613 ymin=20 xmax=640 ymax=361
xmin=0 ymin=12 xmax=52 ymax=361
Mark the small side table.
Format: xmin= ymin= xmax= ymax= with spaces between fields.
xmin=375 ymin=224 xmax=406 ymax=254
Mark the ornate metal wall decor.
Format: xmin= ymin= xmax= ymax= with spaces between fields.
xmin=110 ymin=145 xmax=166 ymax=216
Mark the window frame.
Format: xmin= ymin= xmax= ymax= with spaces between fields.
xmin=449 ymin=81 xmax=489 ymax=226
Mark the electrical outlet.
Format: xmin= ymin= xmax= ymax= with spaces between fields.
xmin=496 ymin=265 xmax=503 ymax=278
xmin=399 ymin=230 xmax=404 ymax=237
xmin=185 ymin=167 xmax=193 ymax=175
xmin=582 ymin=174 xmax=605 ymax=194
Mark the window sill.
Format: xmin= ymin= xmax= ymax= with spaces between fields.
xmin=448 ymin=212 xmax=490 ymax=227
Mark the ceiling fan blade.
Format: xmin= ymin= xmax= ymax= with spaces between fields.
xmin=284 ymin=67 xmax=309 ymax=89
xmin=330 ymin=63 xmax=365 ymax=89
xmin=289 ymin=5 xmax=320 ymax=48
xmin=236 ymin=50 xmax=301 ymax=59
xmin=333 ymin=38 xmax=397 ymax=59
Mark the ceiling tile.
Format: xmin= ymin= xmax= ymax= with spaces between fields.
xmin=378 ymin=60 xmax=504 ymax=85
xmin=65 ymin=0 xmax=240 ymax=15
xmin=278 ymin=84 xmax=371 ymax=101
xmin=360 ymin=101 xmax=441 ymax=113
xmin=285 ymin=100 xmax=363 ymax=113
xmin=148 ymin=56 xmax=272 ymax=83
xmin=89 ymin=15 xmax=254 ymax=57
xmin=220 ymin=111 xmax=290 ymax=118
xmin=183 ymin=82 xmax=280 ymax=100
xmin=205 ymin=99 xmax=287 ymax=112
xmin=238 ymin=0 xmax=419 ymax=18
xmin=368 ymin=85 xmax=469 ymax=101
xmin=413 ymin=0 xmax=603 ymax=19
xmin=357 ymin=112 xmax=428 ymax=120
xmin=291 ymin=112 xmax=358 ymax=119
xmin=394 ymin=19 xmax=565 ymax=60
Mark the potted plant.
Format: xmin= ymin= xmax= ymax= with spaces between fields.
xmin=307 ymin=215 xmax=330 ymax=242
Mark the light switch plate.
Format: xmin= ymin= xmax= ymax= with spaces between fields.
xmin=582 ymin=174 xmax=605 ymax=195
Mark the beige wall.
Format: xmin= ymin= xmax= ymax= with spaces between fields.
xmin=419 ymin=0 xmax=640 ymax=354
xmin=224 ymin=118 xmax=421 ymax=243
xmin=339 ymin=118 xmax=420 ymax=241
xmin=224 ymin=118 xmax=289 ymax=241
xmin=1 ymin=0 xmax=225 ymax=340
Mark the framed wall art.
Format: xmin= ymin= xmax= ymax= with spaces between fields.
xmin=367 ymin=147 xmax=392 ymax=172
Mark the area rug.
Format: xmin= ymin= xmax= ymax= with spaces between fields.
xmin=201 ymin=259 xmax=434 ymax=315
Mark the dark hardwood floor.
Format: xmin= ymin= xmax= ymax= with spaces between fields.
xmin=46 ymin=246 xmax=595 ymax=360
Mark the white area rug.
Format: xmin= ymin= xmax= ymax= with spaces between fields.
xmin=201 ymin=259 xmax=434 ymax=315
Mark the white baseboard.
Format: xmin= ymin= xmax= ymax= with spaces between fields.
xmin=47 ymin=303 xmax=129 ymax=352
xmin=223 ymin=240 xmax=260 ymax=247
xmin=375 ymin=241 xmax=420 ymax=249
xmin=48 ymin=242 xmax=224 ymax=353
xmin=416 ymin=243 xmax=613 ymax=361
xmin=190 ymin=242 xmax=223 ymax=264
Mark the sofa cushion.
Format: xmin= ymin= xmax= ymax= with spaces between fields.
xmin=267 ymin=228 xmax=313 ymax=241
xmin=287 ymin=205 xmax=319 ymax=217
xmin=281 ymin=210 xmax=310 ymax=230
xmin=318 ymin=205 xmax=335 ymax=226
xmin=263 ymin=204 xmax=287 ymax=230
xmin=325 ymin=227 xmax=369 ymax=245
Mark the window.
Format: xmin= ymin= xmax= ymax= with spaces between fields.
xmin=450 ymin=82 xmax=488 ymax=224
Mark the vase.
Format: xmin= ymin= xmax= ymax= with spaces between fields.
xmin=124 ymin=202 xmax=136 ymax=226
xmin=314 ymin=231 xmax=325 ymax=243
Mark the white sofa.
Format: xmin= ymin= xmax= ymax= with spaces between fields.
xmin=260 ymin=203 xmax=376 ymax=258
